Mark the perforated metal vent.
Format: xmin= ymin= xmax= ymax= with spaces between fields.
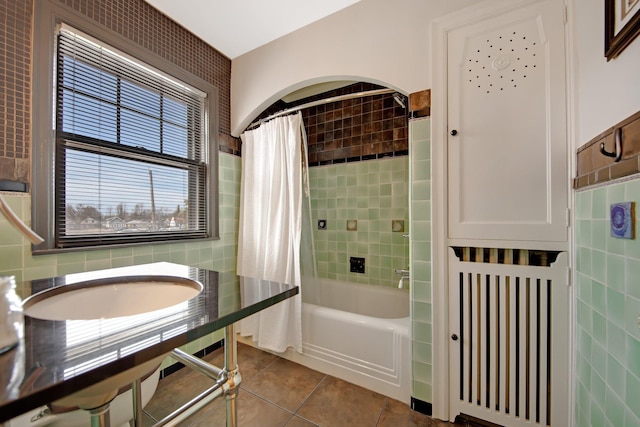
xmin=466 ymin=30 xmax=541 ymax=94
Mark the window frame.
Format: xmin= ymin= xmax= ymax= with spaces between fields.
xmin=32 ymin=0 xmax=219 ymax=253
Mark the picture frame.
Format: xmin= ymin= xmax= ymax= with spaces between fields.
xmin=605 ymin=0 xmax=640 ymax=60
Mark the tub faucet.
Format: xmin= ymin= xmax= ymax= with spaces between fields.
xmin=395 ymin=269 xmax=409 ymax=289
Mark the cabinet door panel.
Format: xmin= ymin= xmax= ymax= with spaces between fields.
xmin=447 ymin=0 xmax=567 ymax=243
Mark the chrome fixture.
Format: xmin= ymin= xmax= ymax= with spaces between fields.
xmin=146 ymin=347 xmax=232 ymax=426
xmin=395 ymin=269 xmax=410 ymax=289
xmin=393 ymin=92 xmax=406 ymax=109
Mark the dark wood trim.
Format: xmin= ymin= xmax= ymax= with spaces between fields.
xmin=605 ymin=0 xmax=640 ymax=60
xmin=575 ymin=110 xmax=640 ymax=189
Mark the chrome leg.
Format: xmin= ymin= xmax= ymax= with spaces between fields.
xmin=150 ymin=344 xmax=237 ymax=427
xmin=89 ymin=402 xmax=111 ymax=427
xmin=224 ymin=324 xmax=239 ymax=427
xmin=130 ymin=378 xmax=142 ymax=427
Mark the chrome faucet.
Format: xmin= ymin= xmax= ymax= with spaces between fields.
xmin=395 ymin=269 xmax=409 ymax=289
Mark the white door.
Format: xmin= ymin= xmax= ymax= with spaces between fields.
xmin=447 ymin=0 xmax=568 ymax=244
xmin=443 ymin=1 xmax=571 ymax=425
xmin=448 ymin=248 xmax=570 ymax=426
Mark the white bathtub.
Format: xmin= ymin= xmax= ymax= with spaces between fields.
xmin=242 ymin=277 xmax=411 ymax=403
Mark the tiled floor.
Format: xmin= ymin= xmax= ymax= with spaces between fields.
xmin=143 ymin=342 xmax=453 ymax=427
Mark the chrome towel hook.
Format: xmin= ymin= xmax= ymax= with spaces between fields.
xmin=600 ymin=127 xmax=623 ymax=162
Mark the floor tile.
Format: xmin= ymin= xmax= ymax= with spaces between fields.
xmin=144 ymin=343 xmax=455 ymax=427
xmin=144 ymin=366 xmax=218 ymax=420
xmin=233 ymin=342 xmax=279 ymax=378
xmin=284 ymin=415 xmax=319 ymax=426
xmin=241 ymin=357 xmax=326 ymax=412
xmin=183 ymin=390 xmax=292 ymax=427
xmin=296 ymin=376 xmax=387 ymax=427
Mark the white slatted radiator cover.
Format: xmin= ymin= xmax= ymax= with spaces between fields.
xmin=448 ymin=248 xmax=569 ymax=426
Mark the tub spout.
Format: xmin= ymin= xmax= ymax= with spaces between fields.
xmin=398 ymin=277 xmax=407 ymax=289
xmin=395 ymin=269 xmax=409 ymax=289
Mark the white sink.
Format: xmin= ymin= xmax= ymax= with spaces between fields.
xmin=22 ymin=275 xmax=202 ymax=410
xmin=23 ymin=275 xmax=202 ymax=321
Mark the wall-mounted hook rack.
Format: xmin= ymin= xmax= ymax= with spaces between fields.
xmin=600 ymin=127 xmax=623 ymax=162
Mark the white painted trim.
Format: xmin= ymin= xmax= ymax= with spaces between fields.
xmin=433 ymin=0 xmax=542 ymax=35
xmin=430 ymin=11 xmax=450 ymax=420
xmin=564 ymin=0 xmax=578 ymax=425
xmin=430 ymin=0 xmax=558 ymax=421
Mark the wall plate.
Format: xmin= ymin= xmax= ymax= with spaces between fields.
xmin=610 ymin=202 xmax=635 ymax=239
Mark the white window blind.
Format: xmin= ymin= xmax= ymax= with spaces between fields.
xmin=54 ymin=25 xmax=210 ymax=248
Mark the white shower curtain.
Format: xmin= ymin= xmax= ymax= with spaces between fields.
xmin=237 ymin=112 xmax=305 ymax=353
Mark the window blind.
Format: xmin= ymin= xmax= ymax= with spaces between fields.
xmin=54 ymin=25 xmax=209 ymax=248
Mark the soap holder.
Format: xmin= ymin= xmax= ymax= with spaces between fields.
xmin=392 ymin=220 xmax=404 ymax=232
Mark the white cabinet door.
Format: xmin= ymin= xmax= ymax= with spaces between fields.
xmin=447 ymin=0 xmax=568 ymax=243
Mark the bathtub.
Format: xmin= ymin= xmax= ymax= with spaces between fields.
xmin=241 ymin=277 xmax=411 ymax=403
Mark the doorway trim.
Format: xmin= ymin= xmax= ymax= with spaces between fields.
xmin=429 ymin=0 xmax=566 ymax=421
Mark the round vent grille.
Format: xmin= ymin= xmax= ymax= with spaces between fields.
xmin=466 ymin=30 xmax=541 ymax=94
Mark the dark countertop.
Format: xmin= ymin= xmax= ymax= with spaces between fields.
xmin=0 ymin=263 xmax=298 ymax=423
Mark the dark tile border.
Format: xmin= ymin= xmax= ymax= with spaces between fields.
xmin=410 ymin=109 xmax=431 ymax=119
xmin=0 ymin=180 xmax=28 ymax=192
xmin=410 ymin=396 xmax=432 ymax=416
xmin=575 ymin=109 xmax=640 ymax=190
xmin=309 ymin=150 xmax=408 ymax=167
xmin=219 ymin=145 xmax=241 ymax=157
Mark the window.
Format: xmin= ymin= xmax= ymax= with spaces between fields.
xmin=32 ymin=6 xmax=218 ymax=252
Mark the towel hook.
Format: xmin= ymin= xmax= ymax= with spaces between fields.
xmin=600 ymin=127 xmax=622 ymax=162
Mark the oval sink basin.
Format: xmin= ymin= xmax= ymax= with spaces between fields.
xmin=23 ymin=275 xmax=202 ymax=321
xmin=21 ymin=273 xmax=203 ymax=412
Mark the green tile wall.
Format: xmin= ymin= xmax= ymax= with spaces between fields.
xmin=409 ymin=117 xmax=432 ymax=402
xmin=0 ymin=152 xmax=241 ymax=369
xmin=575 ymin=178 xmax=640 ymax=427
xmin=308 ymin=156 xmax=409 ymax=287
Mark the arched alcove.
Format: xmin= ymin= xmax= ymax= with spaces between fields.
xmin=240 ymin=80 xmax=409 ymax=165
xmin=231 ymin=76 xmax=407 ymax=137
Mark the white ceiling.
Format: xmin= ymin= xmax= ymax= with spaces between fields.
xmin=145 ymin=0 xmax=361 ymax=59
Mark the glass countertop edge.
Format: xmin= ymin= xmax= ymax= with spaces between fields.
xmin=0 ymin=285 xmax=299 ymax=422
xmin=215 ymin=285 xmax=299 ymax=329
xmin=0 ymin=263 xmax=299 ymax=423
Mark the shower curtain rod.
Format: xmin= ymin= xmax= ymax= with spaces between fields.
xmin=246 ymin=88 xmax=397 ymax=131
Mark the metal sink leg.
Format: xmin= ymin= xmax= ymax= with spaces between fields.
xmin=224 ymin=324 xmax=239 ymax=427
xmin=89 ymin=402 xmax=111 ymax=427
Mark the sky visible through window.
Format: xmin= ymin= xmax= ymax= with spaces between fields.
xmin=59 ymin=53 xmax=199 ymax=235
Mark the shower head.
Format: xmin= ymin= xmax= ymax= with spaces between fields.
xmin=393 ymin=92 xmax=406 ymax=109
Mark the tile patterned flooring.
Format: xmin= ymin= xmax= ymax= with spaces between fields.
xmin=143 ymin=342 xmax=454 ymax=427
